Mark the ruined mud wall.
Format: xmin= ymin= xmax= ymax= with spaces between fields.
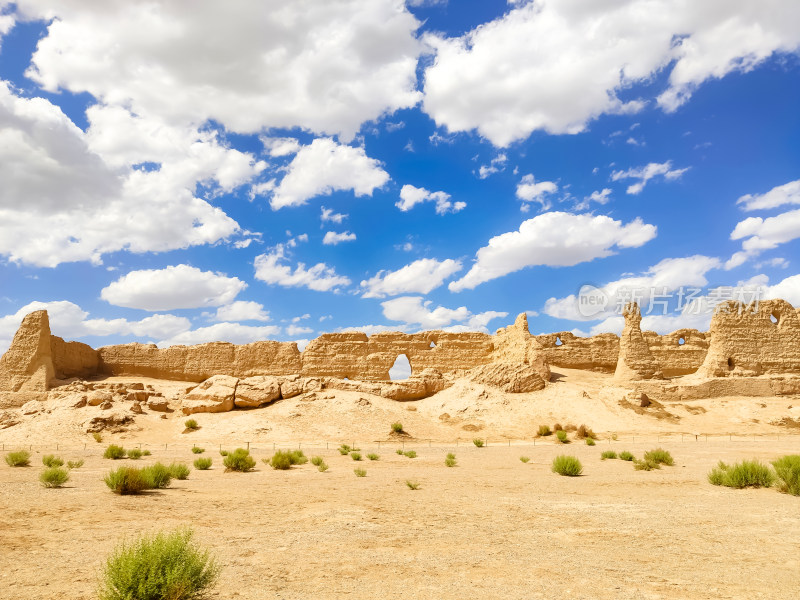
xmin=644 ymin=329 xmax=708 ymax=376
xmin=0 ymin=310 xmax=54 ymax=393
xmin=697 ymin=299 xmax=800 ymax=377
xmin=50 ymin=336 xmax=98 ymax=379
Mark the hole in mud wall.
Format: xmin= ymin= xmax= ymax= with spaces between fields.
xmin=555 ymin=336 xmax=563 ymax=346
xmin=727 ymin=357 xmax=735 ymax=371
xmin=389 ymin=354 xmax=412 ymax=381
xmin=770 ymin=312 xmax=780 ymax=325
xmin=429 ymin=341 xmax=437 ymax=348
xmin=678 ymin=337 xmax=685 ymax=345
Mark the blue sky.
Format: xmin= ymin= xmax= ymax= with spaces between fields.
xmin=1 ymin=0 xmax=799 ymax=353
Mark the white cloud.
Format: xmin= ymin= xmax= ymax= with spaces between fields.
xmin=396 ymin=184 xmax=466 ymax=214
xmin=449 ymin=212 xmax=657 ymax=292
xmin=478 ymin=153 xmax=507 ymax=179
xmin=611 ymin=161 xmax=689 ymax=195
xmin=0 ymin=301 xmax=190 ymax=353
xmin=323 ymin=231 xmax=357 ymax=245
xmin=213 ymin=301 xmax=271 ymax=322
xmin=575 ymin=188 xmax=612 ymax=210
xmin=101 ymin=265 xmax=247 ymax=311
xmin=254 ymin=243 xmax=351 ymax=292
xmin=422 ymin=1 xmax=800 ymax=146
xmin=731 ymin=209 xmax=800 ymax=252
xmin=380 ymin=296 xmax=506 ymax=332
xmin=516 ymin=174 xmax=558 ymax=207
xmin=158 ymin=322 xmax=282 ymax=348
xmin=321 ymin=206 xmax=348 ymax=224
xmin=764 ymin=273 xmax=800 ymax=306
xmin=286 ymin=324 xmax=314 ymax=336
xmin=737 ymin=179 xmax=800 ymax=211
xmin=270 ymin=138 xmax=389 ymax=209
xmin=260 ymin=136 xmax=301 ymax=157
xmin=361 ymin=258 xmax=463 ymax=298
xmin=291 ymin=314 xmax=311 ymax=323
xmin=20 ymin=0 xmax=422 ymax=140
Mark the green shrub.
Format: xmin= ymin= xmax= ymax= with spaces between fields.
xmin=126 ymin=449 xmax=143 ymax=460
xmin=223 ymin=448 xmax=255 ymax=472
xmin=556 ymin=430 xmax=568 ymax=443
xmin=350 ymin=451 xmax=362 ymax=461
xmin=67 ymin=459 xmax=84 ymax=469
xmin=219 ymin=449 xmax=229 ymax=457
xmin=643 ymin=448 xmax=674 ymax=466
xmin=194 ymin=458 xmax=212 ymax=470
xmin=5 ymin=450 xmax=31 ymax=467
xmin=445 ymin=457 xmax=457 ymax=467
xmin=552 ymin=455 xmax=583 ymax=476
xmin=40 ymin=466 xmax=70 ymax=488
xmin=473 ymin=438 xmax=484 ymax=448
xmin=104 ymin=445 xmax=126 ymax=460
xmin=391 ymin=422 xmax=404 ymax=433
xmin=633 ymin=459 xmax=659 ymax=471
xmin=772 ymin=455 xmax=800 ymax=496
xmin=519 ymin=456 xmax=530 ymax=463
xmin=311 ymin=456 xmax=324 ymax=466
xmin=367 ymin=453 xmax=379 ymax=461
xmin=338 ymin=444 xmax=351 ymax=455
xmin=141 ymin=463 xmax=171 ymax=489
xmin=575 ymin=424 xmax=596 ymax=440
xmin=537 ymin=424 xmax=551 ymax=437
xmin=191 ymin=446 xmax=205 ymax=454
xmin=601 ymin=450 xmax=617 ymax=460
xmin=289 ymin=450 xmax=308 ymax=465
xmin=184 ymin=419 xmax=199 ymax=430
xmin=42 ymin=454 xmax=64 ymax=468
xmin=585 ymin=438 xmax=595 ymax=446
xmin=406 ymin=480 xmax=420 ymax=490
xmin=396 ymin=448 xmax=404 ymax=455
xmin=611 ymin=433 xmax=618 ymax=441
xmin=142 ymin=450 xmax=151 ymax=456
xmin=354 ymin=467 xmax=366 ymax=477
xmin=98 ymin=527 xmax=220 ymax=600
xmin=708 ymin=460 xmax=775 ymax=489
xmin=403 ymin=450 xmax=417 ymax=459
xmin=619 ymin=451 xmax=634 ymax=461
xmin=446 ymin=452 xmax=456 ymax=460
xmin=93 ymin=432 xmax=103 ymax=443
xmin=267 ymin=450 xmax=299 ymax=470
xmin=317 ymin=461 xmax=329 ymax=472
xmin=104 ymin=466 xmax=151 ymax=495
xmin=168 ymin=463 xmax=190 ymax=480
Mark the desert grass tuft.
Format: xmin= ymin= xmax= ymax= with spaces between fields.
xmin=585 ymin=437 xmax=596 ymax=446
xmin=40 ymin=466 xmax=70 ymax=488
xmin=353 ymin=467 xmax=366 ymax=477
xmin=67 ymin=459 xmax=85 ymax=469
xmin=97 ymin=527 xmax=220 ymax=600
xmin=472 ymin=438 xmax=485 ymax=448
xmin=42 ymin=454 xmax=64 ymax=468
xmin=141 ymin=463 xmax=171 ymax=489
xmin=643 ymin=448 xmax=674 ymax=466
xmin=575 ymin=424 xmax=596 ymax=440
xmin=317 ymin=461 xmax=329 ymax=472
xmin=219 ymin=449 xmax=229 ymax=457
xmin=537 ymin=424 xmax=551 ymax=437
xmin=311 ymin=456 xmax=324 ymax=466
xmin=223 ymin=448 xmax=255 ymax=472
xmin=194 ymin=457 xmax=212 ymax=470
xmin=519 ymin=456 xmax=530 ymax=463
xmin=633 ymin=459 xmax=659 ymax=471
xmin=403 ymin=450 xmax=417 ymax=458
xmin=772 ymin=455 xmax=800 ymax=496
xmin=406 ymin=480 xmax=420 ymax=490
xmin=184 ymin=419 xmax=199 ymax=430
xmin=103 ymin=444 xmax=126 ymax=460
xmin=396 ymin=448 xmax=404 ymax=455
xmin=367 ymin=453 xmax=379 ymax=461
xmin=92 ymin=432 xmax=103 ymax=443
xmin=553 ymin=423 xmax=563 ymax=432
xmin=267 ymin=450 xmax=307 ymax=470
xmin=338 ymin=444 xmax=352 ymax=455
xmin=618 ymin=450 xmax=634 ymax=461
xmin=556 ymin=430 xmax=569 ymax=443
xmin=168 ymin=463 xmax=190 ymax=480
xmin=126 ymin=449 xmax=143 ymax=460
xmin=191 ymin=446 xmax=205 ymax=454
xmin=708 ymin=460 xmax=775 ymax=489
xmin=601 ymin=450 xmax=617 ymax=460
xmin=104 ymin=466 xmax=151 ymax=495
xmin=142 ymin=449 xmax=151 ymax=456
xmin=552 ymin=455 xmax=582 ymax=476
xmin=391 ymin=422 xmax=404 ymax=433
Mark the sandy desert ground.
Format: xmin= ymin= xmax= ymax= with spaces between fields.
xmin=2 ymin=368 xmax=800 ymax=599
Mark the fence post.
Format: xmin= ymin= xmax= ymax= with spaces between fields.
xmin=247 ymin=441 xmax=250 ymax=451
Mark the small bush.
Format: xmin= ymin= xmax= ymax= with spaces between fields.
xmin=311 ymin=456 xmax=324 ymax=466
xmin=142 ymin=449 xmax=151 ymax=456
xmin=367 ymin=453 xmax=379 ymax=461
xmin=67 ymin=459 xmax=85 ymax=469
xmin=104 ymin=467 xmax=151 ymax=495
xmin=772 ymin=455 xmax=800 ymax=496
xmin=93 ymin=432 xmax=103 ymax=443
xmin=611 ymin=433 xmax=618 ymax=441
xmin=406 ymin=480 xmax=420 ymax=490
xmin=191 ymin=446 xmax=205 ymax=454
xmin=168 ymin=463 xmax=190 ymax=480
xmin=391 ymin=422 xmax=404 ymax=433
xmin=223 ymin=448 xmax=255 ymax=472
xmin=473 ymin=438 xmax=484 ymax=448
xmin=633 ymin=459 xmax=659 ymax=471
xmin=42 ymin=454 xmax=64 ymax=468
xmin=354 ymin=467 xmax=366 ymax=477
xmin=104 ymin=444 xmax=126 ymax=460
xmin=537 ymin=424 xmax=551 ymax=437
xmin=575 ymin=424 xmax=596 ymax=440
xmin=289 ymin=450 xmax=308 ymax=465
xmin=556 ymin=430 xmax=568 ymax=443
xmin=184 ymin=419 xmax=199 ymax=430
xmin=601 ymin=450 xmax=617 ymax=460
xmin=708 ymin=460 xmax=775 ymax=489
xmin=126 ymin=449 xmax=143 ymax=460
xmin=396 ymin=448 xmax=404 ymax=455
xmin=350 ymin=451 xmax=362 ymax=461
xmin=40 ymin=466 xmax=70 ymax=488
xmin=552 ymin=455 xmax=582 ymax=476
xmin=585 ymin=438 xmax=595 ymax=446
xmin=619 ymin=451 xmax=634 ymax=461
xmin=338 ymin=444 xmax=351 ymax=455
xmin=519 ymin=456 xmax=530 ymax=463
xmin=141 ymin=463 xmax=171 ymax=489
xmin=644 ymin=448 xmax=674 ymax=466
xmin=219 ymin=450 xmax=229 ymax=457
xmin=445 ymin=457 xmax=457 ymax=467
xmin=98 ymin=527 xmax=220 ymax=600
xmin=268 ymin=450 xmax=307 ymax=470
xmin=317 ymin=461 xmax=329 ymax=472
xmin=194 ymin=458 xmax=212 ymax=470
xmin=403 ymin=450 xmax=417 ymax=459
xmin=553 ymin=423 xmax=563 ymax=432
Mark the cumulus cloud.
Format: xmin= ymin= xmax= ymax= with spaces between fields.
xmin=449 ymin=212 xmax=657 ymax=292
xmin=380 ymin=296 xmax=507 ymax=332
xmin=269 ymin=138 xmax=389 ymax=209
xmin=422 ymin=0 xmax=800 ymax=146
xmin=0 ymin=301 xmax=190 ymax=353
xmin=101 ymin=265 xmax=247 ymax=311
xmin=157 ymin=322 xmax=281 ymax=348
xmin=737 ymin=179 xmax=800 ymax=211
xmin=321 ymin=206 xmax=348 ymax=224
xmin=611 ymin=161 xmax=689 ymax=195
xmin=212 ymin=301 xmax=271 ymax=322
xmin=764 ymin=273 xmax=800 ymax=306
xmin=254 ymin=243 xmax=351 ymax=292
xmin=323 ymin=231 xmax=357 ymax=245
xmin=478 ymin=153 xmax=507 ymax=179
xmin=575 ymin=188 xmax=612 ymax=211
xmin=19 ymin=0 xmax=422 ymax=140
xmin=286 ymin=324 xmax=314 ymax=336
xmin=731 ymin=209 xmax=800 ymax=252
xmin=260 ymin=136 xmax=301 ymax=157
xmin=516 ymin=174 xmax=558 ymax=207
xmin=396 ymin=184 xmax=466 ymax=214
xmin=361 ymin=258 xmax=462 ymax=298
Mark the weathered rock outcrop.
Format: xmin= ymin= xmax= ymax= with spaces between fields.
xmin=533 ymin=332 xmax=620 ymax=372
xmin=697 ymin=299 xmax=800 ymax=377
xmin=234 ymin=376 xmax=281 ymax=408
xmin=181 ymin=374 xmax=239 ymax=414
xmin=614 ymin=303 xmax=662 ymax=381
xmin=467 ymin=362 xmax=547 ymax=393
xmin=0 ymin=310 xmax=54 ymax=392
xmin=484 ymin=313 xmax=550 ymax=391
xmin=50 ymin=336 xmax=98 ymax=379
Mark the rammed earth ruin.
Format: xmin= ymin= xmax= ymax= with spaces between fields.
xmin=2 ymin=300 xmax=800 ymax=415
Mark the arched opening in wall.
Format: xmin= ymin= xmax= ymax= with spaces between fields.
xmin=389 ymin=354 xmax=412 ymax=381
xmin=770 ymin=312 xmax=780 ymax=325
xmin=727 ymin=357 xmax=735 ymax=371
xmin=555 ymin=336 xmax=563 ymax=346
xmin=678 ymin=337 xmax=685 ymax=345
xmin=429 ymin=341 xmax=437 ymax=348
